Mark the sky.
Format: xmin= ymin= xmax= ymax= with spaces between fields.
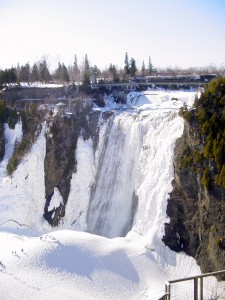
xmin=0 ymin=0 xmax=225 ymax=71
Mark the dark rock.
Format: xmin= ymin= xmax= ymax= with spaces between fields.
xmin=43 ymin=109 xmax=104 ymax=227
xmin=0 ymin=124 xmax=5 ymax=162
xmin=163 ymin=119 xmax=225 ymax=273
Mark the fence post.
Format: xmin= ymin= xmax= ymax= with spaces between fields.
xmin=199 ymin=277 xmax=203 ymax=300
xmin=165 ymin=281 xmax=170 ymax=300
xmin=194 ymin=278 xmax=198 ymax=300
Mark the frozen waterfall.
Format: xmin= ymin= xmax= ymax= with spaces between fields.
xmin=86 ymin=91 xmax=195 ymax=240
xmin=87 ymin=113 xmax=142 ymax=238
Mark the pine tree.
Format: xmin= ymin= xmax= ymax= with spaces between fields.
xmin=61 ymin=63 xmax=69 ymax=83
xmin=73 ymin=54 xmax=80 ymax=82
xmin=130 ymin=58 xmax=137 ymax=77
xmin=30 ymin=63 xmax=39 ymax=82
xmin=82 ymin=54 xmax=90 ymax=85
xmin=84 ymin=54 xmax=90 ymax=74
xmin=124 ymin=52 xmax=130 ymax=78
xmin=148 ymin=56 xmax=153 ymax=75
xmin=108 ymin=64 xmax=119 ymax=82
xmin=39 ymin=59 xmax=51 ymax=83
xmin=18 ymin=63 xmax=30 ymax=83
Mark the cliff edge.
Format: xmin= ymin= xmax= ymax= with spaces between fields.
xmin=163 ymin=78 xmax=225 ymax=273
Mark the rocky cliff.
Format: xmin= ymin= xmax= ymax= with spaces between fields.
xmin=0 ymin=124 xmax=5 ymax=161
xmin=0 ymin=86 xmax=65 ymax=101
xmin=43 ymin=107 xmax=105 ymax=226
xmin=163 ymin=78 xmax=225 ymax=273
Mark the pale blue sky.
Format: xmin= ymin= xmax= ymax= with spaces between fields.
xmin=0 ymin=0 xmax=225 ymax=70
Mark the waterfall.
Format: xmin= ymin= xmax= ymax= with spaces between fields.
xmin=87 ymin=113 xmax=142 ymax=238
xmin=86 ymin=104 xmax=184 ymax=240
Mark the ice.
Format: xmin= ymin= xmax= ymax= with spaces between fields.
xmin=0 ymin=90 xmax=223 ymax=299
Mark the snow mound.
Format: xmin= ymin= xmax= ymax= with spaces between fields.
xmin=127 ymin=92 xmax=152 ymax=106
xmin=0 ymin=230 xmax=167 ymax=300
xmin=127 ymin=90 xmax=196 ymax=109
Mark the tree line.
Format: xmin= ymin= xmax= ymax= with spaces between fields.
xmin=0 ymin=53 xmax=156 ymax=86
xmin=1 ymin=52 xmax=224 ymax=86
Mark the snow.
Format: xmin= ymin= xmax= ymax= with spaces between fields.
xmin=48 ymin=188 xmax=63 ymax=211
xmin=0 ymin=90 xmax=224 ymax=299
xmin=19 ymin=82 xmax=63 ymax=88
xmin=0 ymin=122 xmax=23 ymax=182
xmin=0 ymin=122 xmax=50 ymax=233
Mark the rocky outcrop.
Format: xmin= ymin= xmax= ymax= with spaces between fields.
xmin=0 ymin=124 xmax=5 ymax=162
xmin=43 ymin=108 xmax=102 ymax=226
xmin=163 ymin=119 xmax=225 ymax=273
xmin=0 ymin=86 xmax=65 ymax=101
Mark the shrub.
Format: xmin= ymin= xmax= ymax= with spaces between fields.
xmin=201 ymin=168 xmax=210 ymax=190
xmin=215 ymin=164 xmax=225 ymax=188
xmin=6 ymin=105 xmax=40 ymax=176
xmin=193 ymin=150 xmax=202 ymax=164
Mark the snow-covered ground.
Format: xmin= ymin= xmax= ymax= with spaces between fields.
xmin=7 ymin=82 xmax=64 ymax=88
xmin=0 ymin=90 xmax=224 ymax=299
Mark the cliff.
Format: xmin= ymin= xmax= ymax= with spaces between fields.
xmin=0 ymin=124 xmax=5 ymax=161
xmin=0 ymin=86 xmax=65 ymax=101
xmin=163 ymin=78 xmax=225 ymax=273
xmin=43 ymin=107 xmax=104 ymax=226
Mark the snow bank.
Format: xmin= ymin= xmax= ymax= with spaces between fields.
xmin=0 ymin=230 xmax=168 ymax=300
xmin=0 ymin=123 xmax=50 ymax=232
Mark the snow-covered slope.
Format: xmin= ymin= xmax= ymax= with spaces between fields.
xmin=0 ymin=230 xmax=169 ymax=299
xmin=0 ymin=90 xmax=223 ymax=299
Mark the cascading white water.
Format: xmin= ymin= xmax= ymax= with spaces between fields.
xmin=86 ymin=91 xmax=194 ymax=240
xmin=87 ymin=113 xmax=142 ymax=238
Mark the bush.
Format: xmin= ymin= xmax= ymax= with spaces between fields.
xmin=215 ymin=164 xmax=225 ymax=188
xmin=201 ymin=168 xmax=210 ymax=190
xmin=193 ymin=150 xmax=202 ymax=164
xmin=6 ymin=105 xmax=40 ymax=176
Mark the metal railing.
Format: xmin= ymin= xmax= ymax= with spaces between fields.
xmin=161 ymin=270 xmax=225 ymax=300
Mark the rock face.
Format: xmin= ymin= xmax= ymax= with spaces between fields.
xmin=0 ymin=124 xmax=5 ymax=162
xmin=0 ymin=86 xmax=65 ymax=101
xmin=163 ymin=120 xmax=225 ymax=273
xmin=43 ymin=108 xmax=101 ymax=226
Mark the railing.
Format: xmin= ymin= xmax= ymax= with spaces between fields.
xmin=161 ymin=270 xmax=225 ymax=300
xmin=97 ymin=81 xmax=206 ymax=88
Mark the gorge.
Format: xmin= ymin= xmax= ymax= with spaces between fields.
xmin=0 ymin=86 xmax=224 ymax=299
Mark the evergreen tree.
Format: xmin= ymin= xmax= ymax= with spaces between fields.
xmin=24 ymin=63 xmax=30 ymax=84
xmin=39 ymin=59 xmax=51 ymax=83
xmin=124 ymin=52 xmax=130 ymax=78
xmin=0 ymin=70 xmax=3 ymax=85
xmin=84 ymin=54 xmax=90 ymax=74
xmin=108 ymin=64 xmax=120 ymax=82
xmin=82 ymin=72 xmax=91 ymax=86
xmin=148 ymin=56 xmax=153 ymax=75
xmin=82 ymin=54 xmax=90 ymax=85
xmin=0 ymin=68 xmax=17 ymax=84
xmin=30 ymin=63 xmax=39 ymax=82
xmin=18 ymin=63 xmax=30 ymax=83
xmin=73 ymin=54 xmax=80 ymax=82
xmin=61 ymin=63 xmax=69 ymax=82
xmin=130 ymin=58 xmax=137 ymax=77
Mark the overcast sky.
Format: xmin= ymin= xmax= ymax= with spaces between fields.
xmin=0 ymin=0 xmax=225 ymax=71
